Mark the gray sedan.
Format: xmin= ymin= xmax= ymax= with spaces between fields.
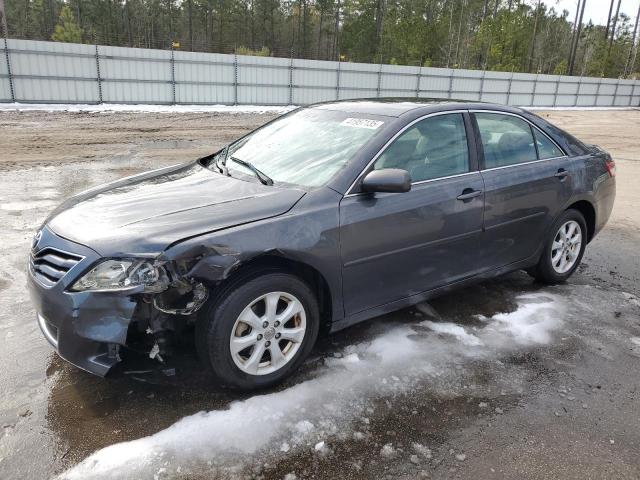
xmin=28 ymin=99 xmax=616 ymax=390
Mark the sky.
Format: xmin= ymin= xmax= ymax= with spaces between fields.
xmin=543 ymin=0 xmax=639 ymax=26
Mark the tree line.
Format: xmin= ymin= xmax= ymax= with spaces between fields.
xmin=2 ymin=0 xmax=639 ymax=78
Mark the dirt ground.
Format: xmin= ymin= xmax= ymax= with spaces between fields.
xmin=0 ymin=107 xmax=639 ymax=480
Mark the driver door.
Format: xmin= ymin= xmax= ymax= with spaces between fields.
xmin=339 ymin=112 xmax=485 ymax=317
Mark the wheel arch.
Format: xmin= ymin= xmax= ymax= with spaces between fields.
xmin=566 ymin=199 xmax=596 ymax=242
xmin=211 ymin=253 xmax=335 ymax=333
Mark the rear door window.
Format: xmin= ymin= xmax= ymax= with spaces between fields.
xmin=475 ymin=113 xmax=537 ymax=168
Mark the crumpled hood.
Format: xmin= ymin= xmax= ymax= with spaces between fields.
xmin=46 ymin=162 xmax=306 ymax=255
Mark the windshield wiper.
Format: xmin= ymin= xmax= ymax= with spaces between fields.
xmin=213 ymin=148 xmax=229 ymax=175
xmin=228 ymin=156 xmax=274 ymax=186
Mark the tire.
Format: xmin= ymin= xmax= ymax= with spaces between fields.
xmin=196 ymin=271 xmax=320 ymax=390
xmin=528 ymin=209 xmax=587 ymax=284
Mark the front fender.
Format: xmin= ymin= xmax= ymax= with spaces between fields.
xmin=160 ymin=188 xmax=345 ymax=323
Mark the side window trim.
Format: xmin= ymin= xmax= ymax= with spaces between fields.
xmin=345 ymin=110 xmax=474 ymax=196
xmin=529 ymin=123 xmax=541 ymax=160
xmin=470 ymin=110 xmax=567 ymax=171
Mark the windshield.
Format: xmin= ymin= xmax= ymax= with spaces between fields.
xmin=220 ymin=109 xmax=388 ymax=187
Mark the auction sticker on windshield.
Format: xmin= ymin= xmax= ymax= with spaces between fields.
xmin=340 ymin=118 xmax=384 ymax=129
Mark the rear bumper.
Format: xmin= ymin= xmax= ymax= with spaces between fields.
xmin=28 ymin=227 xmax=139 ymax=376
xmin=593 ymin=175 xmax=616 ymax=239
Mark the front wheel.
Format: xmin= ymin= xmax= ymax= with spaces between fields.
xmin=196 ymin=272 xmax=319 ymax=390
xmin=528 ymin=209 xmax=587 ymax=284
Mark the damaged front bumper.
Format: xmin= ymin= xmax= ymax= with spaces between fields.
xmin=30 ymin=280 xmax=137 ymax=376
xmin=27 ymin=227 xmax=207 ymax=376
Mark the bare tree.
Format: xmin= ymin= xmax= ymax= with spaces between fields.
xmin=527 ymin=0 xmax=542 ymax=72
xmin=188 ymin=0 xmax=193 ymax=51
xmin=374 ymin=0 xmax=385 ymax=60
xmin=454 ymin=0 xmax=466 ymax=67
xmin=604 ymin=0 xmax=615 ymax=40
xmin=568 ymin=0 xmax=586 ymax=76
xmin=608 ymin=0 xmax=622 ymax=55
xmin=333 ymin=0 xmax=341 ymax=60
xmin=624 ymin=2 xmax=640 ymax=76
xmin=568 ymin=0 xmax=581 ymax=68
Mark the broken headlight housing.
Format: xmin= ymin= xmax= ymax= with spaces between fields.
xmin=70 ymin=259 xmax=169 ymax=293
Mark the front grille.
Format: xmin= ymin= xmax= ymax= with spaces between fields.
xmin=30 ymin=247 xmax=83 ymax=287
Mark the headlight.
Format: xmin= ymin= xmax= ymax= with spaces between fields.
xmin=70 ymin=259 xmax=168 ymax=292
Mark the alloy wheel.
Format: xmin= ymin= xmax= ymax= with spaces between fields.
xmin=229 ymin=291 xmax=307 ymax=375
xmin=550 ymin=220 xmax=582 ymax=274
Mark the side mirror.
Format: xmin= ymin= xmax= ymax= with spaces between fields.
xmin=360 ymin=168 xmax=412 ymax=194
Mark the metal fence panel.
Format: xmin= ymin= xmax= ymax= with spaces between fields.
xmin=100 ymin=46 xmax=171 ymax=81
xmin=101 ymin=81 xmax=169 ymax=104
xmin=292 ymin=59 xmax=337 ymax=88
xmin=535 ymin=79 xmax=558 ymax=94
xmin=340 ymin=88 xmax=377 ymax=99
xmin=532 ymin=94 xmax=555 ymax=106
xmin=1 ymin=39 xmax=639 ymax=107
xmin=174 ymin=51 xmax=235 ymax=84
xmin=0 ymin=39 xmax=11 ymax=101
xmin=293 ymin=87 xmax=338 ymax=104
xmin=238 ymin=85 xmax=289 ymax=105
xmin=5 ymin=39 xmax=98 ymax=102
xmin=576 ymin=94 xmax=597 ymax=106
xmin=0 ymin=76 xmax=9 ymax=101
xmin=13 ymin=77 xmax=97 ymax=102
xmin=481 ymin=93 xmax=509 ymax=104
xmin=340 ymin=62 xmax=379 ymax=90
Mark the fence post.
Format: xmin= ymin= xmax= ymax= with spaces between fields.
xmin=94 ymin=43 xmax=103 ymax=104
xmin=594 ymin=77 xmax=602 ymax=107
xmin=574 ymin=75 xmax=582 ymax=107
xmin=612 ymin=78 xmax=620 ymax=107
xmin=376 ymin=62 xmax=382 ymax=98
xmin=170 ymin=45 xmax=176 ymax=105
xmin=447 ymin=69 xmax=454 ymax=99
xmin=415 ymin=62 xmax=422 ymax=98
xmin=335 ymin=59 xmax=341 ymax=101
xmin=629 ymin=82 xmax=637 ymax=106
xmin=479 ymin=70 xmax=486 ymax=102
xmin=2 ymin=37 xmax=15 ymax=103
xmin=233 ymin=52 xmax=238 ymax=106
xmin=530 ymin=73 xmax=538 ymax=107
xmin=506 ymin=69 xmax=514 ymax=105
xmin=552 ymin=76 xmax=560 ymax=107
xmin=288 ymin=47 xmax=294 ymax=105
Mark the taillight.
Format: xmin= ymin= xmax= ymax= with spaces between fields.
xmin=605 ymin=157 xmax=616 ymax=177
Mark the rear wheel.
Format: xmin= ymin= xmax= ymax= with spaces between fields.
xmin=528 ymin=209 xmax=587 ymax=284
xmin=196 ymin=271 xmax=319 ymax=390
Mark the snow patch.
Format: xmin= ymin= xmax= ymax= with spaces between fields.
xmin=422 ymin=321 xmax=483 ymax=346
xmin=1 ymin=200 xmax=58 ymax=211
xmin=60 ymin=291 xmax=564 ymax=479
xmin=0 ymin=102 xmax=296 ymax=114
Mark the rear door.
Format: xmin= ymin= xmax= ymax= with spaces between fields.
xmin=339 ymin=112 xmax=485 ymax=317
xmin=472 ymin=111 xmax=572 ymax=268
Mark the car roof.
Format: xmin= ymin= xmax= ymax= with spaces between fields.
xmin=311 ymin=97 xmax=526 ymax=117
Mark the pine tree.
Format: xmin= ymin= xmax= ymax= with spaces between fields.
xmin=51 ymin=4 xmax=83 ymax=43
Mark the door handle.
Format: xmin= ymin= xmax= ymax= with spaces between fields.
xmin=456 ymin=189 xmax=483 ymax=201
xmin=554 ymin=168 xmax=569 ymax=181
